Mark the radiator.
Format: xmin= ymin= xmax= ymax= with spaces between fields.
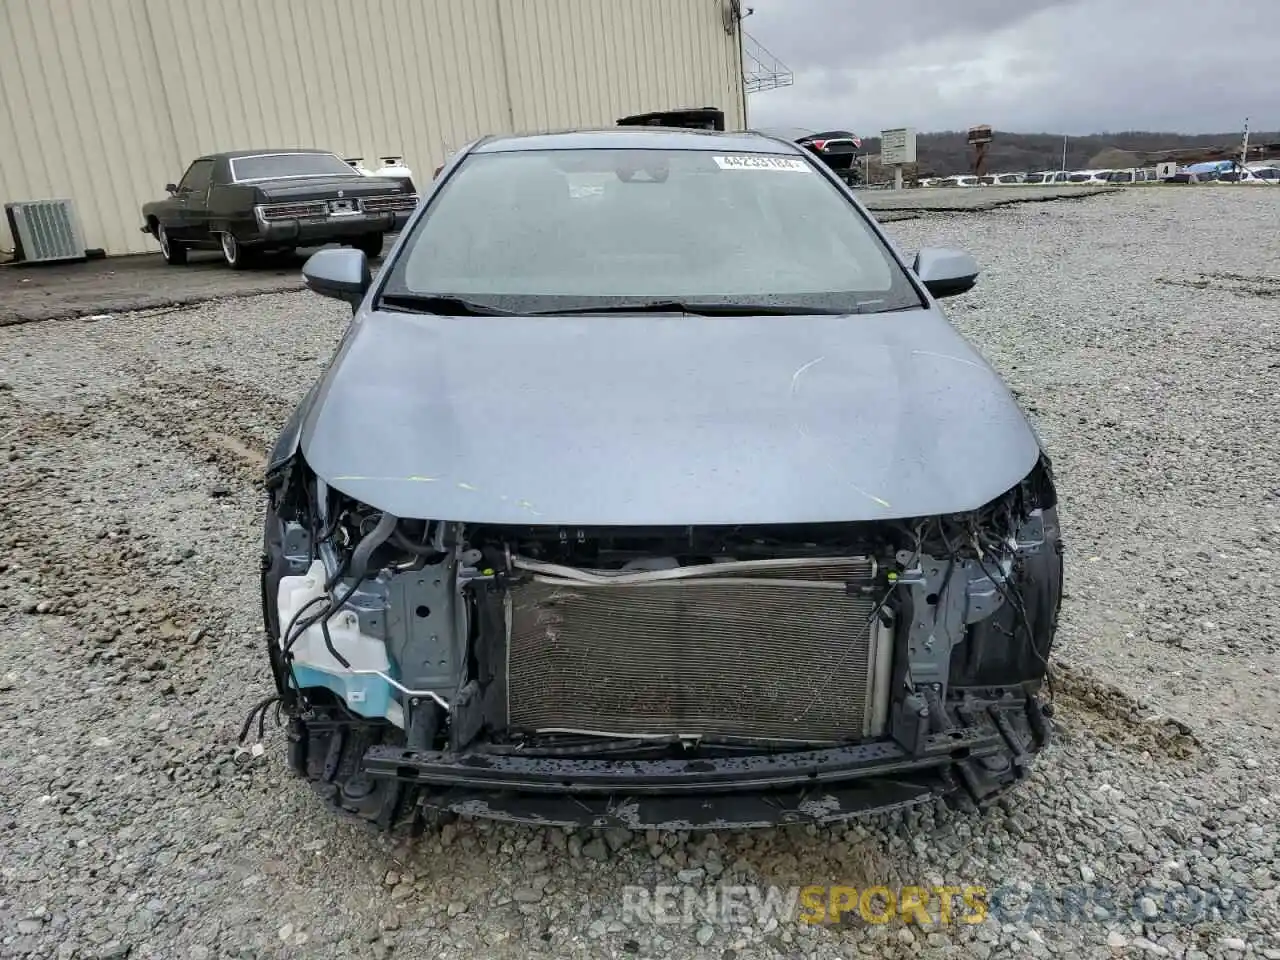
xmin=506 ymin=557 xmax=892 ymax=743
xmin=4 ymin=199 xmax=87 ymax=263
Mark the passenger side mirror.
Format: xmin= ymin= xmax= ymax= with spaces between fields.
xmin=302 ymin=248 xmax=372 ymax=310
xmin=913 ymin=247 xmax=979 ymax=299
xmin=165 ymin=183 xmax=180 ymax=195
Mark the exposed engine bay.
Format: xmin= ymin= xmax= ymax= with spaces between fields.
xmin=260 ymin=453 xmax=1063 ymax=800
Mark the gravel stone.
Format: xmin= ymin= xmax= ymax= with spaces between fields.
xmin=1 ymin=188 xmax=1278 ymax=959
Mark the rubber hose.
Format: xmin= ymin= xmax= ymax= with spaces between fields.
xmin=348 ymin=510 xmax=399 ymax=584
xmin=391 ymin=527 xmax=440 ymax=556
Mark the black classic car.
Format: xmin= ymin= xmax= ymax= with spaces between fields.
xmin=140 ymin=149 xmax=418 ymax=268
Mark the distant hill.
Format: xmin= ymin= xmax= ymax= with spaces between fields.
xmin=855 ymin=130 xmax=1277 ymax=177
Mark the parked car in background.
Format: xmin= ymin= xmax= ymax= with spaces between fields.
xmin=1022 ymin=171 xmax=1069 ymax=185
xmin=936 ymin=175 xmax=980 ymax=187
xmin=751 ymin=126 xmax=865 ymax=185
xmin=795 ymin=130 xmax=863 ymax=183
xmin=1220 ymin=167 xmax=1277 ymax=185
xmin=345 ymin=156 xmax=417 ymax=181
xmin=261 ymin=126 xmax=1063 ymax=831
xmin=1067 ymin=170 xmax=1113 ymax=185
xmin=1186 ymin=160 xmax=1235 ymax=180
xmin=979 ymin=173 xmax=1025 ymax=185
xmin=141 ymin=149 xmax=419 ymax=269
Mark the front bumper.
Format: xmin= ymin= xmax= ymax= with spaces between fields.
xmin=361 ymin=694 xmax=1048 ymax=828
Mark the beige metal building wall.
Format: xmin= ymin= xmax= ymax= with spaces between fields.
xmin=0 ymin=0 xmax=745 ymax=258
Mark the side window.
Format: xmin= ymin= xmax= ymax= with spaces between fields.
xmin=178 ymin=159 xmax=215 ymax=195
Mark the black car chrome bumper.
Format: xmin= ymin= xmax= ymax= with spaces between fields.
xmin=360 ymin=695 xmax=1048 ymax=828
xmin=249 ymin=212 xmax=406 ymax=247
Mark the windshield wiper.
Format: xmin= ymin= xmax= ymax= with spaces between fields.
xmin=526 ymin=300 xmax=849 ymax=316
xmin=379 ymin=293 xmax=516 ymax=316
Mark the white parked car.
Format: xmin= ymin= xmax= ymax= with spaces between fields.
xmin=345 ymin=156 xmax=416 ymax=182
xmin=1103 ymin=168 xmax=1147 ymax=184
xmin=1218 ymin=166 xmax=1280 ymax=185
xmin=1023 ymin=171 xmax=1069 ymax=185
xmin=978 ymin=173 xmax=1025 ymax=185
xmin=1067 ymin=170 xmax=1114 ymax=185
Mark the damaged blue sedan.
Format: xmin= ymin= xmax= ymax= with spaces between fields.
xmin=253 ymin=126 xmax=1064 ymax=832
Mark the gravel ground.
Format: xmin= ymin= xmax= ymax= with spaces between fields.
xmin=858 ymin=184 xmax=1116 ymax=214
xmin=1 ymin=187 xmax=1278 ymax=960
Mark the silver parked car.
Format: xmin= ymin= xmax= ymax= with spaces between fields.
xmin=254 ymin=127 xmax=1064 ymax=831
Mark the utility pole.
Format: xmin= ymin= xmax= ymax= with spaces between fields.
xmin=1061 ymin=135 xmax=1068 ymax=174
xmin=1241 ymin=117 xmax=1250 ymax=170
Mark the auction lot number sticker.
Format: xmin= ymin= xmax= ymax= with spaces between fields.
xmin=713 ymin=155 xmax=811 ymax=172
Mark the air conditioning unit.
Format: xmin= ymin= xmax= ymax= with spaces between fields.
xmin=4 ymin=199 xmax=87 ymax=264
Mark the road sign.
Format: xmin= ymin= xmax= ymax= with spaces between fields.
xmin=880 ymin=127 xmax=917 ymax=166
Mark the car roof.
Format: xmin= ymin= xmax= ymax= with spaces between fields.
xmin=471 ymin=127 xmax=807 ymax=156
xmin=203 ymin=149 xmax=337 ymax=161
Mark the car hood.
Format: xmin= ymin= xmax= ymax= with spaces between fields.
xmin=299 ymin=307 xmax=1042 ymax=526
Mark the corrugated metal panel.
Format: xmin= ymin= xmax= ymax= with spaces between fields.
xmin=0 ymin=0 xmax=745 ymax=257
xmin=0 ymin=0 xmax=177 ymax=258
xmin=499 ymin=0 xmax=744 ymax=133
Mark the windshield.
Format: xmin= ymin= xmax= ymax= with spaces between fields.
xmin=381 ymin=147 xmax=922 ymax=315
xmin=230 ymin=152 xmax=360 ymax=182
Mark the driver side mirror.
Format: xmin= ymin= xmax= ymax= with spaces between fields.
xmin=165 ymin=183 xmax=180 ymax=195
xmin=302 ymin=248 xmax=371 ymax=310
xmin=913 ymin=247 xmax=979 ymax=299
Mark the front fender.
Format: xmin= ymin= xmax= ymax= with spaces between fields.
xmin=267 ymin=382 xmax=319 ymax=476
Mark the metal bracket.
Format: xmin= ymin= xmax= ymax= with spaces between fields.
xmin=895 ymin=550 xmax=1009 ymax=696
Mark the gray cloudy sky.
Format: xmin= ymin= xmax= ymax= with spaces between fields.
xmin=743 ymin=0 xmax=1274 ymax=136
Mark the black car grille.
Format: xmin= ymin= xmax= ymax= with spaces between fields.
xmin=506 ymin=557 xmax=886 ymax=743
xmin=256 ymin=200 xmax=328 ymax=221
xmin=360 ymin=193 xmax=419 ymax=213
